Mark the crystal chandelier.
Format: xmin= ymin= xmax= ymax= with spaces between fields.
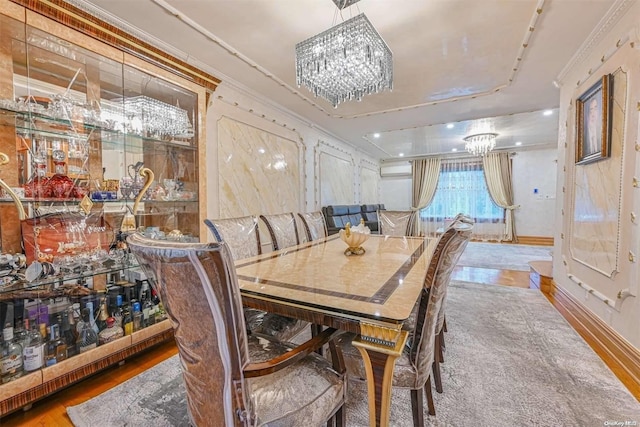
xmin=295 ymin=3 xmax=393 ymax=108
xmin=463 ymin=132 xmax=498 ymax=156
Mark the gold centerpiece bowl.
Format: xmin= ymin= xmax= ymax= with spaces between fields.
xmin=339 ymin=220 xmax=371 ymax=256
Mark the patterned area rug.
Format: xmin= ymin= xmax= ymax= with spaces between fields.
xmin=67 ymin=281 xmax=640 ymax=427
xmin=457 ymin=242 xmax=553 ymax=271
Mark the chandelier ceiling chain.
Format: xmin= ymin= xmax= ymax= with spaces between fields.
xmin=464 ymin=132 xmax=498 ymax=156
xmin=295 ymin=1 xmax=393 ymax=108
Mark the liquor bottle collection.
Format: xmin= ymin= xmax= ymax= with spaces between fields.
xmin=0 ymin=272 xmax=165 ymax=384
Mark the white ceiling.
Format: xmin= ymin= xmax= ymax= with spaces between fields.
xmin=76 ymin=0 xmax=618 ymax=160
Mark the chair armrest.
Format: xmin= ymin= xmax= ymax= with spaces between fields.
xmin=243 ymin=327 xmax=340 ymax=378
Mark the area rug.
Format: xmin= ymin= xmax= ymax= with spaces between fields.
xmin=457 ymin=241 xmax=553 ymax=271
xmin=67 ymin=281 xmax=640 ymax=427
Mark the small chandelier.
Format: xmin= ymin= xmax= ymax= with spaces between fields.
xmin=464 ymin=132 xmax=498 ymax=156
xmin=295 ymin=3 xmax=393 ymax=108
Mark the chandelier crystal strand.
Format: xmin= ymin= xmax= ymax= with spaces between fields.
xmin=463 ymin=133 xmax=498 ymax=156
xmin=295 ymin=13 xmax=393 ymax=108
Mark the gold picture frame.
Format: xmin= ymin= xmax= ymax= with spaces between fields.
xmin=575 ymin=74 xmax=612 ymax=165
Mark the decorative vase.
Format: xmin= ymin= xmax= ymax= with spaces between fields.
xmin=339 ymin=220 xmax=371 ymax=256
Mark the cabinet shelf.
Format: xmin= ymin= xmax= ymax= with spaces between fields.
xmin=0 ymin=259 xmax=139 ymax=297
xmin=1 ymin=107 xmax=197 ymax=151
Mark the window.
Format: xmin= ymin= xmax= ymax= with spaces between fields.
xmin=420 ymin=159 xmax=504 ymax=223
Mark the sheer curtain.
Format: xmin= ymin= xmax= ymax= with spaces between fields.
xmin=419 ymin=157 xmax=505 ymax=241
xmin=482 ymin=152 xmax=518 ymax=242
xmin=411 ymin=157 xmax=441 ymax=236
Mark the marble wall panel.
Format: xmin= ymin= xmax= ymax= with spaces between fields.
xmin=218 ymin=117 xmax=301 ymax=217
xmin=570 ymin=69 xmax=626 ymax=276
xmin=320 ymin=152 xmax=354 ymax=206
xmin=360 ymin=166 xmax=379 ymax=203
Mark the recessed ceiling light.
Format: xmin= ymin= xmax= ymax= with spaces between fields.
xmin=373 ymin=133 xmax=380 ymax=138
xmin=446 ymin=123 xmax=454 ymax=129
xmin=451 ymin=148 xmax=457 ymax=152
xmin=398 ymin=153 xmax=404 ymax=157
xmin=543 ymin=110 xmax=553 ymax=116
xmin=515 ymin=141 xmax=522 ymax=146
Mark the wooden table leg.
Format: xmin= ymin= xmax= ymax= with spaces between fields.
xmin=352 ymin=330 xmax=408 ymax=427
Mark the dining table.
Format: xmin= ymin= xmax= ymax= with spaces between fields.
xmin=235 ymin=233 xmax=437 ymax=427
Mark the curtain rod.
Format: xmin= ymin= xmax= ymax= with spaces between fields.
xmin=380 ymin=151 xmax=517 ymax=163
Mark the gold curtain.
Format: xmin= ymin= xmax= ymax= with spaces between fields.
xmin=482 ymin=152 xmax=518 ymax=242
xmin=411 ymin=157 xmax=441 ymax=235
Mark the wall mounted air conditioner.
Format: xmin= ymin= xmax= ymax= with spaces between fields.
xmin=380 ymin=162 xmax=411 ymax=177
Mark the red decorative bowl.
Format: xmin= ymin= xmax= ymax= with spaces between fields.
xmin=48 ymin=174 xmax=75 ymax=199
xmin=24 ymin=176 xmax=51 ymax=198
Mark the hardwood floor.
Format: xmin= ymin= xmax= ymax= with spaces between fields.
xmin=0 ymin=265 xmax=554 ymax=426
xmin=451 ymin=265 xmax=530 ymax=288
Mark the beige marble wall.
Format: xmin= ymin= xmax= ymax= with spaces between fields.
xmin=570 ymin=69 xmax=626 ymax=277
xmin=218 ymin=117 xmax=301 ymax=217
xmin=319 ymin=151 xmax=354 ymax=205
xmin=360 ymin=165 xmax=379 ymax=203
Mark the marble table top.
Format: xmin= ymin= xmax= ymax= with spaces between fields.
xmin=236 ymin=234 xmax=436 ymax=324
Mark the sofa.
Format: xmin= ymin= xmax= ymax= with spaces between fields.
xmin=322 ymin=204 xmax=385 ymax=235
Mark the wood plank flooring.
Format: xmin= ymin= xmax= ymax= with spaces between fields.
xmin=0 ymin=266 xmax=538 ymax=426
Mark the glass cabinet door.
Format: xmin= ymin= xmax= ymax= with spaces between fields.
xmin=0 ymin=11 xmax=201 ymax=389
xmin=119 ymin=64 xmax=199 ymax=239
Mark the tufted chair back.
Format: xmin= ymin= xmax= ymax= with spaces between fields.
xmin=407 ymin=224 xmax=472 ymax=388
xmin=204 ymin=216 xmax=261 ymax=261
xmin=379 ymin=210 xmax=417 ymax=236
xmin=259 ymin=212 xmax=300 ymax=251
xmin=127 ymin=233 xmax=252 ymax=426
xmin=297 ymin=211 xmax=328 ymax=242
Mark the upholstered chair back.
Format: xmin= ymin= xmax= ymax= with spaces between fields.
xmin=407 ymin=224 xmax=472 ymax=388
xmin=298 ymin=211 xmax=328 ymax=242
xmin=204 ymin=216 xmax=261 ymax=261
xmin=435 ymin=217 xmax=475 ymax=334
xmin=127 ymin=234 xmax=252 ymax=426
xmin=259 ymin=213 xmax=300 ymax=251
xmin=379 ymin=210 xmax=417 ymax=237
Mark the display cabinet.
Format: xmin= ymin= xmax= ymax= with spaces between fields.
xmin=0 ymin=4 xmax=209 ymax=416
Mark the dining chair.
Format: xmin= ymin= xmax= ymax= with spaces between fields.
xmin=259 ymin=212 xmax=300 ymax=251
xmin=336 ymin=224 xmax=472 ymax=425
xmin=127 ymin=233 xmax=346 ymax=427
xmin=378 ymin=209 xmax=418 ymax=236
xmin=205 ymin=216 xmax=307 ymax=342
xmin=258 ymin=213 xmax=312 ymax=340
xmin=298 ymin=211 xmax=328 ymax=242
xmin=432 ymin=216 xmax=475 ymax=393
xmin=204 ymin=216 xmax=262 ymax=260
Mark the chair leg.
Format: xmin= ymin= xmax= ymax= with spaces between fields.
xmin=425 ymin=377 xmax=436 ymax=416
xmin=432 ymin=334 xmax=443 ymax=393
xmin=327 ymin=405 xmax=345 ymax=427
xmin=311 ymin=324 xmax=324 ymax=356
xmin=410 ymin=388 xmax=425 ymax=427
xmin=440 ymin=327 xmax=446 ymax=354
xmin=443 ymin=316 xmax=447 ymax=333
xmin=432 ymin=360 xmax=443 ymax=393
xmin=336 ymin=406 xmax=345 ymax=427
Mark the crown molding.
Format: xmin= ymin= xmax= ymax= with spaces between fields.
xmin=147 ymin=0 xmax=544 ymax=120
xmin=556 ymin=0 xmax=635 ymax=84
